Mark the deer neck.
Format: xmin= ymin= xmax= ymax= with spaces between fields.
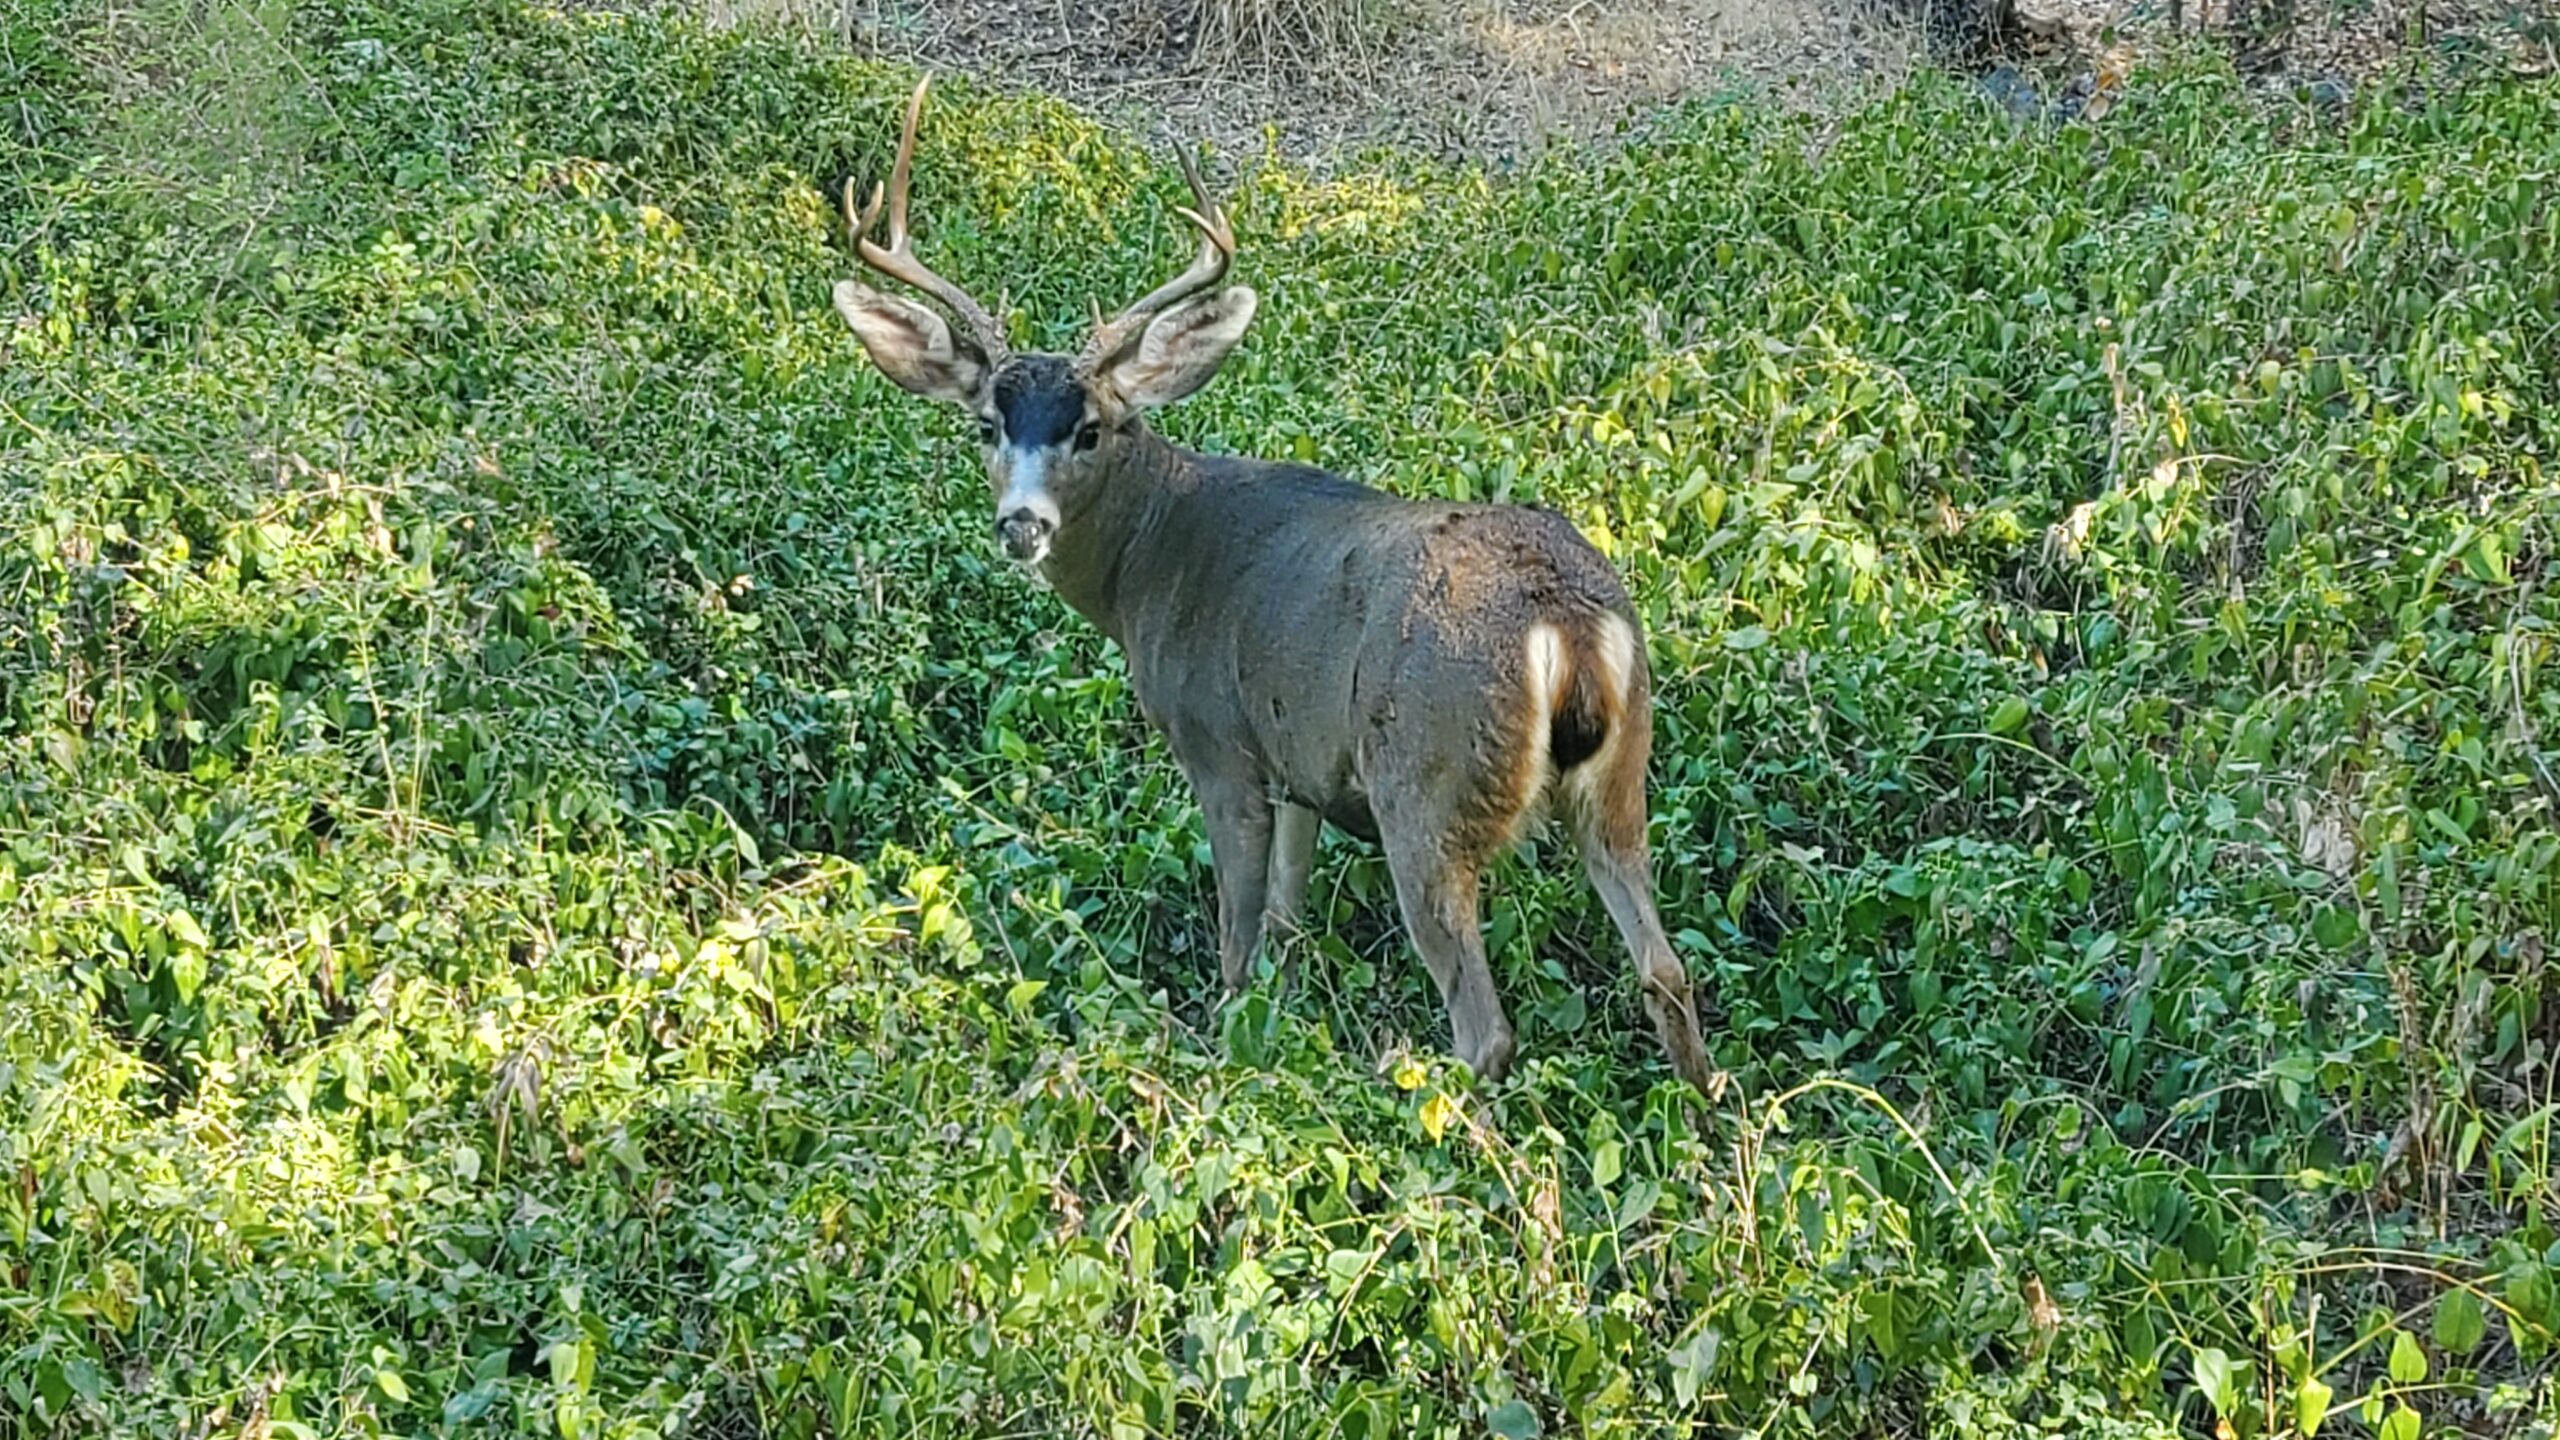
xmin=1036 ymin=425 xmax=1187 ymax=642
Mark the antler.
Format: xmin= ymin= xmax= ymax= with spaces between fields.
xmin=847 ymin=75 xmax=1009 ymax=359
xmin=1075 ymin=145 xmax=1236 ymax=376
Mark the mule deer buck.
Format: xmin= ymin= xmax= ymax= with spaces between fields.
xmin=830 ymin=76 xmax=1717 ymax=1096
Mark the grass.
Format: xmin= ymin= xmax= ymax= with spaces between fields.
xmin=1187 ymin=0 xmax=1415 ymax=85
xmin=3 ymin=0 xmax=2559 ymax=1435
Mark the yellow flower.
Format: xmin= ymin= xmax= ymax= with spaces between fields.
xmin=1419 ymin=1091 xmax=1459 ymax=1143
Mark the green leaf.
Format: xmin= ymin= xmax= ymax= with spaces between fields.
xmin=2295 ymin=1375 xmax=2332 ymax=1436
xmin=1988 ymin=695 xmax=2031 ymax=735
xmin=2122 ymin=1305 xmax=2158 ymax=1364
xmin=1694 ymin=482 xmax=1727 ymax=530
xmin=376 ymin=1368 xmax=411 ymax=1403
xmin=2432 ymin=1288 xmax=2486 ymax=1355
xmin=2192 ymin=1345 xmax=2236 ymax=1414
xmin=170 ymin=949 xmax=206 ymax=1005
xmin=2388 ymin=1329 xmax=2428 ymax=1385
xmin=2423 ymin=808 xmax=2467 ymax=845
xmin=1547 ymin=988 xmax=1587 ymax=1032
xmin=1723 ymin=625 xmax=1770 ymax=652
xmin=1795 ymin=1184 xmax=1828 ymax=1257
xmin=164 ymin=908 xmax=209 ymax=949
xmin=1322 ymin=1248 xmax=1375 ymax=1285
xmin=2378 ymin=1405 xmax=2419 ymax=1440
xmin=1667 ymin=1325 xmax=1721 ymax=1408
xmin=2463 ymin=529 xmax=2509 ymax=584
xmin=1487 ymin=1400 xmax=1541 ymax=1439
xmin=2509 ymin=1262 xmax=2555 ymax=1323
xmin=1590 ymin=1138 xmax=1622 ymax=1189
xmin=1862 ymin=1288 xmax=1901 ymax=1358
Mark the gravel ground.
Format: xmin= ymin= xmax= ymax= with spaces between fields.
xmin=669 ymin=0 xmax=2551 ymax=169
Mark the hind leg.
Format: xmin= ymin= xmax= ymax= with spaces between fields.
xmin=1570 ymin=762 xmax=1718 ymax=1098
xmin=1580 ymin=838 xmax=1716 ymax=1095
xmin=1379 ymin=826 xmax=1516 ymax=1083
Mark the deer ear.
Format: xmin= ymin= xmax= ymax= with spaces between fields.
xmin=834 ymin=280 xmax=988 ymax=404
xmin=1100 ymin=284 xmax=1257 ymax=414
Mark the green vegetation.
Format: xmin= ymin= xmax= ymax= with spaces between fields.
xmin=5 ymin=0 xmax=2558 ymax=1433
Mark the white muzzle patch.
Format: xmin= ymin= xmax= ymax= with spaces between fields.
xmin=993 ymin=449 xmax=1061 ymax=566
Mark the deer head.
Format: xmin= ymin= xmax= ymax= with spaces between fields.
xmin=832 ymin=76 xmax=1258 ymax=567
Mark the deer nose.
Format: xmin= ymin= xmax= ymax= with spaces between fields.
xmin=996 ymin=508 xmax=1054 ymax=562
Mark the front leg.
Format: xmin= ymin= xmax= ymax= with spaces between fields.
xmin=1187 ymin=770 xmax=1275 ymax=999
xmin=1264 ymin=801 xmax=1321 ymax=993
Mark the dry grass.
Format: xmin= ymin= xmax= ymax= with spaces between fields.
xmin=1189 ymin=0 xmax=1420 ymax=84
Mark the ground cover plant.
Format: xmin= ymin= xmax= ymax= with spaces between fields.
xmin=4 ymin=0 xmax=2559 ymax=1433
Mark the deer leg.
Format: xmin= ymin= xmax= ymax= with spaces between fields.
xmin=1574 ymin=820 xmax=1718 ymax=1098
xmin=1263 ymin=801 xmax=1320 ymax=992
xmin=1381 ymin=839 xmax=1515 ymax=1084
xmin=1192 ymin=775 xmax=1274 ymax=1000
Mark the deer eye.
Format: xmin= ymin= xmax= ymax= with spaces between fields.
xmin=976 ymin=418 xmax=999 ymax=445
xmin=1074 ymin=421 xmax=1102 ymax=452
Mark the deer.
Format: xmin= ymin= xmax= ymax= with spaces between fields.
xmin=829 ymin=75 xmax=1718 ymax=1098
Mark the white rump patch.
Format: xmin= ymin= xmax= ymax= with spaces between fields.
xmin=1509 ymin=615 xmax=1644 ymax=850
xmin=1524 ymin=622 xmax=1570 ymax=714
xmin=1589 ymin=613 xmax=1636 ymax=710
xmin=1505 ymin=623 xmax=1573 ymax=849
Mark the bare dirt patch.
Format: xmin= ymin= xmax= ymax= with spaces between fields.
xmin=713 ymin=0 xmax=1936 ymax=166
xmin=689 ymin=0 xmax=2553 ymax=169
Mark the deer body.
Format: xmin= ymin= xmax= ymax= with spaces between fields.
xmin=830 ymin=78 xmax=1717 ymax=1094
xmin=1040 ymin=430 xmax=1597 ymax=848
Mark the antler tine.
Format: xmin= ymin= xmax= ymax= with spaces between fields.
xmin=1076 ymin=143 xmax=1237 ymax=375
xmin=848 ymin=74 xmax=1009 ymax=359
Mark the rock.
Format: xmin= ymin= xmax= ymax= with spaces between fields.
xmin=2015 ymin=0 xmax=2078 ymax=36
xmin=2055 ymin=69 xmax=2097 ymax=117
xmin=1981 ymin=64 xmax=2049 ymax=123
